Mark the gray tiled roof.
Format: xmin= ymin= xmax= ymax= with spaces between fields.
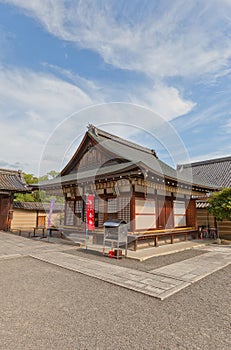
xmin=196 ymin=200 xmax=209 ymax=209
xmin=88 ymin=126 xmax=216 ymax=189
xmin=0 ymin=169 xmax=29 ymax=192
xmin=178 ymin=156 xmax=231 ymax=188
xmin=39 ymin=126 xmax=218 ymax=190
xmin=13 ymin=201 xmax=64 ymax=212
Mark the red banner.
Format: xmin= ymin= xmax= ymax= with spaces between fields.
xmin=86 ymin=195 xmax=95 ymax=230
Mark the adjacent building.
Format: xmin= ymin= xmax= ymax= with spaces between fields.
xmin=11 ymin=201 xmax=64 ymax=232
xmin=179 ymin=156 xmax=231 ymax=238
xmin=177 ymin=156 xmax=231 ymax=188
xmin=0 ymin=169 xmax=29 ymax=231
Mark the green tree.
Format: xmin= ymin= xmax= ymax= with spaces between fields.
xmin=14 ymin=173 xmax=38 ymax=202
xmin=23 ymin=173 xmax=38 ymax=184
xmin=208 ymin=188 xmax=231 ymax=221
xmin=39 ymin=170 xmax=59 ymax=182
xmin=14 ymin=171 xmax=64 ymax=203
xmin=14 ymin=192 xmax=36 ymax=203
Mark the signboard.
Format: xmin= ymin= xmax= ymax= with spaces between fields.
xmin=86 ymin=195 xmax=95 ymax=230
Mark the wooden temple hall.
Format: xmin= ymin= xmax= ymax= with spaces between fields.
xmin=40 ymin=124 xmax=217 ymax=246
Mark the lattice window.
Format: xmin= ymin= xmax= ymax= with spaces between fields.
xmin=75 ymin=200 xmax=82 ymax=213
xmin=118 ymin=196 xmax=130 ymax=228
xmin=65 ymin=201 xmax=75 ymax=226
xmin=108 ymin=198 xmax=118 ymax=213
xmin=74 ymin=200 xmax=83 ymax=226
xmin=94 ymin=198 xmax=99 ymax=213
xmin=98 ymin=199 xmax=105 ymax=228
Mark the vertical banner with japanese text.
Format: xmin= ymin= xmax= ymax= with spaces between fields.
xmin=86 ymin=195 xmax=95 ymax=230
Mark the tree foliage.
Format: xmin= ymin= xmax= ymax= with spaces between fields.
xmin=14 ymin=171 xmax=64 ymax=203
xmin=208 ymin=188 xmax=231 ymax=221
xmin=38 ymin=170 xmax=59 ymax=182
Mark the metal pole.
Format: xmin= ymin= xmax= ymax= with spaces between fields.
xmin=86 ymin=226 xmax=88 ymax=252
xmin=86 ymin=195 xmax=88 ymax=253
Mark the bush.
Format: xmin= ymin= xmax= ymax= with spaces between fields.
xmin=208 ymin=188 xmax=231 ymax=221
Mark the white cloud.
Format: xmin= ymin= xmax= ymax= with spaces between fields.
xmin=130 ymin=84 xmax=196 ymax=121
xmin=0 ymin=57 xmax=198 ymax=173
xmin=2 ymin=0 xmax=231 ymax=80
xmin=1 ymin=69 xmax=93 ymax=115
xmin=0 ymin=66 xmax=96 ymax=173
xmin=224 ymin=120 xmax=231 ymax=133
xmin=0 ymin=0 xmax=230 ymax=174
xmin=42 ymin=63 xmax=104 ymax=100
xmin=0 ymin=68 xmax=100 ymax=124
xmin=0 ymin=61 xmax=195 ymax=175
xmin=36 ymin=63 xmax=196 ymax=121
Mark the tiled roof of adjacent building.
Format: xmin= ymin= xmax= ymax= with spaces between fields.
xmin=177 ymin=156 xmax=231 ymax=188
xmin=13 ymin=201 xmax=64 ymax=212
xmin=0 ymin=169 xmax=29 ymax=192
xmin=196 ymin=200 xmax=209 ymax=209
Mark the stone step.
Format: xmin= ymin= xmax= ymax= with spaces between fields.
xmin=64 ymin=233 xmax=93 ymax=245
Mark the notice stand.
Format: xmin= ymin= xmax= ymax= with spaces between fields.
xmin=103 ymin=220 xmax=128 ymax=258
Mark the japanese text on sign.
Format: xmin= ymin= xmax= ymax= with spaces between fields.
xmin=87 ymin=195 xmax=95 ymax=230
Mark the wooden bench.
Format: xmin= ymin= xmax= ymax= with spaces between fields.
xmin=130 ymin=229 xmax=198 ymax=251
xmin=47 ymin=226 xmax=85 ymax=239
xmin=47 ymin=227 xmax=99 ymax=244
xmin=47 ymin=227 xmax=65 ymax=238
xmin=11 ymin=228 xmax=32 ymax=238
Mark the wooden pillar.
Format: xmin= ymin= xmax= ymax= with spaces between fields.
xmin=130 ymin=190 xmax=136 ymax=233
xmin=186 ymin=199 xmax=197 ymax=228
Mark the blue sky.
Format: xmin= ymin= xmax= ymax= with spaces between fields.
xmin=0 ymin=0 xmax=231 ymax=175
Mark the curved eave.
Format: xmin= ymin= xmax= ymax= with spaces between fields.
xmin=137 ymin=162 xmax=218 ymax=191
xmin=0 ymin=188 xmax=30 ymax=194
xmin=37 ymin=162 xmax=139 ymax=190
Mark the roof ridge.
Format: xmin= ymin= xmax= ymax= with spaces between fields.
xmin=178 ymin=155 xmax=231 ymax=168
xmin=87 ymin=124 xmax=158 ymax=157
xmin=13 ymin=201 xmax=44 ymax=205
xmin=0 ymin=168 xmax=21 ymax=174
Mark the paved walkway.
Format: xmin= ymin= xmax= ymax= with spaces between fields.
xmin=0 ymin=232 xmax=76 ymax=259
xmin=127 ymin=240 xmax=209 ymax=260
xmin=31 ymin=246 xmax=231 ymax=300
xmin=1 ymin=232 xmax=231 ymax=300
xmin=52 ymin=238 xmax=210 ymax=260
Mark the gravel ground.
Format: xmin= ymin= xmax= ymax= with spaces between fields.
xmin=0 ymin=256 xmax=230 ymax=350
xmin=65 ymin=247 xmax=208 ymax=271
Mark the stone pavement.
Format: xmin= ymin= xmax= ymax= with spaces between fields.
xmin=1 ymin=232 xmax=231 ymax=300
xmin=0 ymin=232 xmax=77 ymax=259
xmin=151 ymin=247 xmax=231 ymax=283
xmin=31 ymin=246 xmax=231 ymax=300
xmin=126 ymin=240 xmax=209 ymax=260
xmin=30 ymin=250 xmax=192 ymax=300
xmin=55 ymin=239 xmax=209 ymax=261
